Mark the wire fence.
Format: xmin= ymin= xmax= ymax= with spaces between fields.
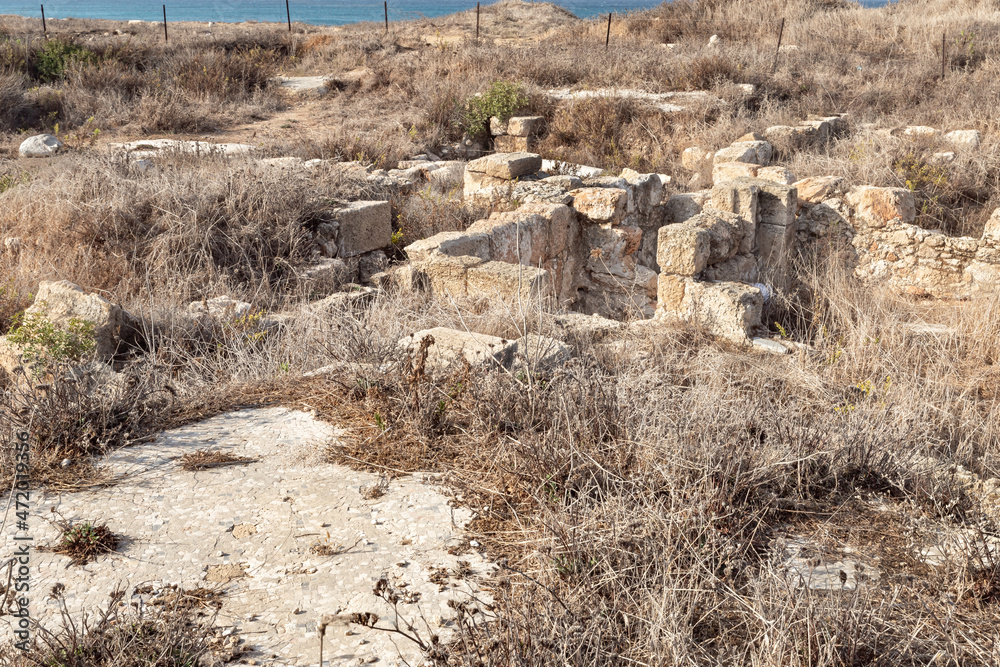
xmin=9 ymin=2 xmax=994 ymax=80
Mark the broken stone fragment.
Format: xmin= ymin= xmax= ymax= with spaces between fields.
xmin=25 ymin=280 xmax=141 ymax=362
xmin=506 ymin=116 xmax=545 ymax=137
xmin=570 ymin=187 xmax=627 ymax=225
xmin=712 ymin=140 xmax=773 ymax=166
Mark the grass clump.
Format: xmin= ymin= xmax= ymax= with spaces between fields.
xmin=45 ymin=520 xmax=119 ymax=566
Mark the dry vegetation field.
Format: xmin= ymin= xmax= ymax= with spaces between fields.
xmin=3 ymin=0 xmax=1000 ymax=664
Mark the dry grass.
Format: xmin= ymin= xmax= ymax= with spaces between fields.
xmin=177 ymin=450 xmax=256 ymax=471
xmin=3 ymin=0 xmax=1000 ymax=663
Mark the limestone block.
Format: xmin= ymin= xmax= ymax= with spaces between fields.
xmin=399 ymin=327 xmax=518 ymax=370
xmin=518 ymin=202 xmax=576 ymax=258
xmin=468 ymin=212 xmax=542 ymax=265
xmin=847 ymin=186 xmax=916 ymax=228
xmin=806 ymin=113 xmax=849 ymax=136
xmin=405 ymin=231 xmax=490 ymax=263
xmin=467 ymin=152 xmax=542 ymax=179
xmin=757 ymin=166 xmax=797 ymax=186
xmin=689 ymin=212 xmax=744 ymax=264
xmin=571 ymin=187 xmax=627 ymax=224
xmin=703 ymin=253 xmax=759 ymax=283
xmin=493 ymin=135 xmax=536 ymax=153
xmin=664 ymin=192 xmax=707 ymax=224
xmin=335 ymin=201 xmax=392 ymax=257
xmin=945 ymin=129 xmax=981 ymax=149
xmin=712 ymin=162 xmax=759 ymax=184
xmin=620 ymin=169 xmax=665 ymax=215
xmin=585 ymin=226 xmax=636 ymax=278
xmin=681 ymin=147 xmax=714 ymax=172
xmin=709 ymin=180 xmax=759 ymax=228
xmin=657 ymin=224 xmax=710 ymax=276
xmin=542 ymin=174 xmax=583 ymax=190
xmin=582 ymin=176 xmax=629 ymax=189
xmin=902 ymin=126 xmax=940 ymax=139
xmin=463 ymin=168 xmax=509 ymax=197
xmin=507 ymin=116 xmax=545 ymax=137
xmin=25 ymin=281 xmax=140 ymax=361
xmin=414 ymin=254 xmax=484 ymax=298
xmin=756 ymin=222 xmax=798 ymax=278
xmin=983 ymin=208 xmax=1000 ymax=242
xmin=490 ymin=117 xmax=508 ymax=136
xmin=713 ymin=140 xmax=772 ymax=166
xmin=750 ymin=179 xmax=797 ymax=229
xmin=19 ymin=134 xmax=64 ymax=157
xmin=656 ymin=273 xmax=688 ymax=311
xmin=765 ymin=125 xmax=819 ymax=151
xmin=794 ymin=176 xmax=844 ymax=204
xmin=799 ymin=120 xmax=831 ymax=144
xmin=467 ymin=181 xmax=573 ymax=207
xmin=466 ymin=261 xmax=552 ymax=301
xmin=680 ymin=280 xmax=763 ymax=344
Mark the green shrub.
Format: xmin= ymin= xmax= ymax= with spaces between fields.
xmin=7 ymin=311 xmax=96 ymax=373
xmin=463 ymin=80 xmax=528 ymax=136
xmin=36 ymin=39 xmax=95 ymax=83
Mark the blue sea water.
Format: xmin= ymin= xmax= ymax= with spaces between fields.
xmin=3 ymin=0 xmax=887 ymax=26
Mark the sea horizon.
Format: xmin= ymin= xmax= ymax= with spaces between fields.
xmin=2 ymin=0 xmax=887 ymax=27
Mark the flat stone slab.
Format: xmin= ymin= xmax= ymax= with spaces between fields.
xmin=0 ymin=408 xmax=492 ymax=665
xmin=546 ymin=88 xmax=725 ymax=113
xmin=274 ymin=75 xmax=330 ymax=95
xmin=108 ymin=139 xmax=255 ymax=157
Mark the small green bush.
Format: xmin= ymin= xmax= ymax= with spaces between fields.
xmin=7 ymin=311 xmax=96 ymax=372
xmin=463 ymin=80 xmax=528 ymax=137
xmin=36 ymin=39 xmax=95 ymax=83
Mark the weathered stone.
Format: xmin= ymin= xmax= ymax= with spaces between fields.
xmin=466 ymin=181 xmax=573 ymax=206
xmin=399 ymin=327 xmax=518 ymax=370
xmin=582 ymin=176 xmax=628 ymax=189
xmin=756 ymin=223 xmax=798 ymax=281
xmin=709 ymin=180 xmax=759 ymax=229
xmin=405 ymin=231 xmax=490 ymax=263
xmin=585 ymin=226 xmax=636 ymax=278
xmin=489 ymin=116 xmax=508 ymax=136
xmin=902 ymin=125 xmax=940 ymax=139
xmin=620 ymin=169 xmax=665 ymax=215
xmin=712 ymin=162 xmax=759 ymax=183
xmin=945 ymin=129 xmax=981 ymax=149
xmin=467 ymin=152 xmax=543 ymax=179
xmin=425 ymin=161 xmax=465 ymax=188
xmin=507 ymin=116 xmax=545 ymax=137
xmin=736 ymin=132 xmax=767 ymax=142
xmin=493 ymin=135 xmax=536 ymax=153
xmin=690 ymin=212 xmax=745 ymax=264
xmin=542 ymin=174 xmax=583 ymax=190
xmin=703 ymin=253 xmax=759 ymax=283
xmin=19 ymin=134 xmax=64 ymax=157
xmin=757 ymin=166 xmax=797 ymax=186
xmin=765 ymin=125 xmax=819 ymax=151
xmin=847 ymin=186 xmax=916 ymax=228
xmin=335 ymin=201 xmax=392 ymax=257
xmin=799 ymin=120 xmax=832 ymax=144
xmin=657 ymin=224 xmax=711 ymax=276
xmin=794 ymin=176 xmax=844 ymax=204
xmin=25 ymin=281 xmax=140 ymax=361
xmin=681 ymin=147 xmax=714 ymax=173
xmin=748 ymin=178 xmax=797 ymax=229
xmin=466 ymin=261 xmax=552 ymax=301
xmin=299 ymin=258 xmax=354 ymax=292
xmin=664 ymin=192 xmax=708 ymax=224
xmin=656 ymin=279 xmax=763 ymax=344
xmin=413 ymin=254 xmax=484 ymax=297
xmin=713 ymin=140 xmax=772 ymax=166
xmin=983 ymin=209 xmax=1000 ymax=242
xmin=570 ymin=187 xmax=627 ymax=224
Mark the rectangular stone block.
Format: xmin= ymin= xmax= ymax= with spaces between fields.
xmin=483 ymin=152 xmax=543 ymax=179
xmin=507 ymin=116 xmax=545 ymax=137
xmin=710 ymin=181 xmax=759 ymax=228
xmin=335 ymin=201 xmax=392 ymax=257
xmin=681 ymin=281 xmax=763 ymax=345
xmin=712 ymin=162 xmax=759 ymax=184
xmin=656 ymin=273 xmax=689 ymax=312
xmin=466 ymin=261 xmax=552 ymax=301
xmin=493 ymin=135 xmax=536 ymax=153
xmin=657 ymin=224 xmax=711 ymax=276
xmin=415 ymin=254 xmax=484 ymax=298
xmin=405 ymin=231 xmax=490 ymax=263
xmin=756 ymin=222 xmax=797 ymax=280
